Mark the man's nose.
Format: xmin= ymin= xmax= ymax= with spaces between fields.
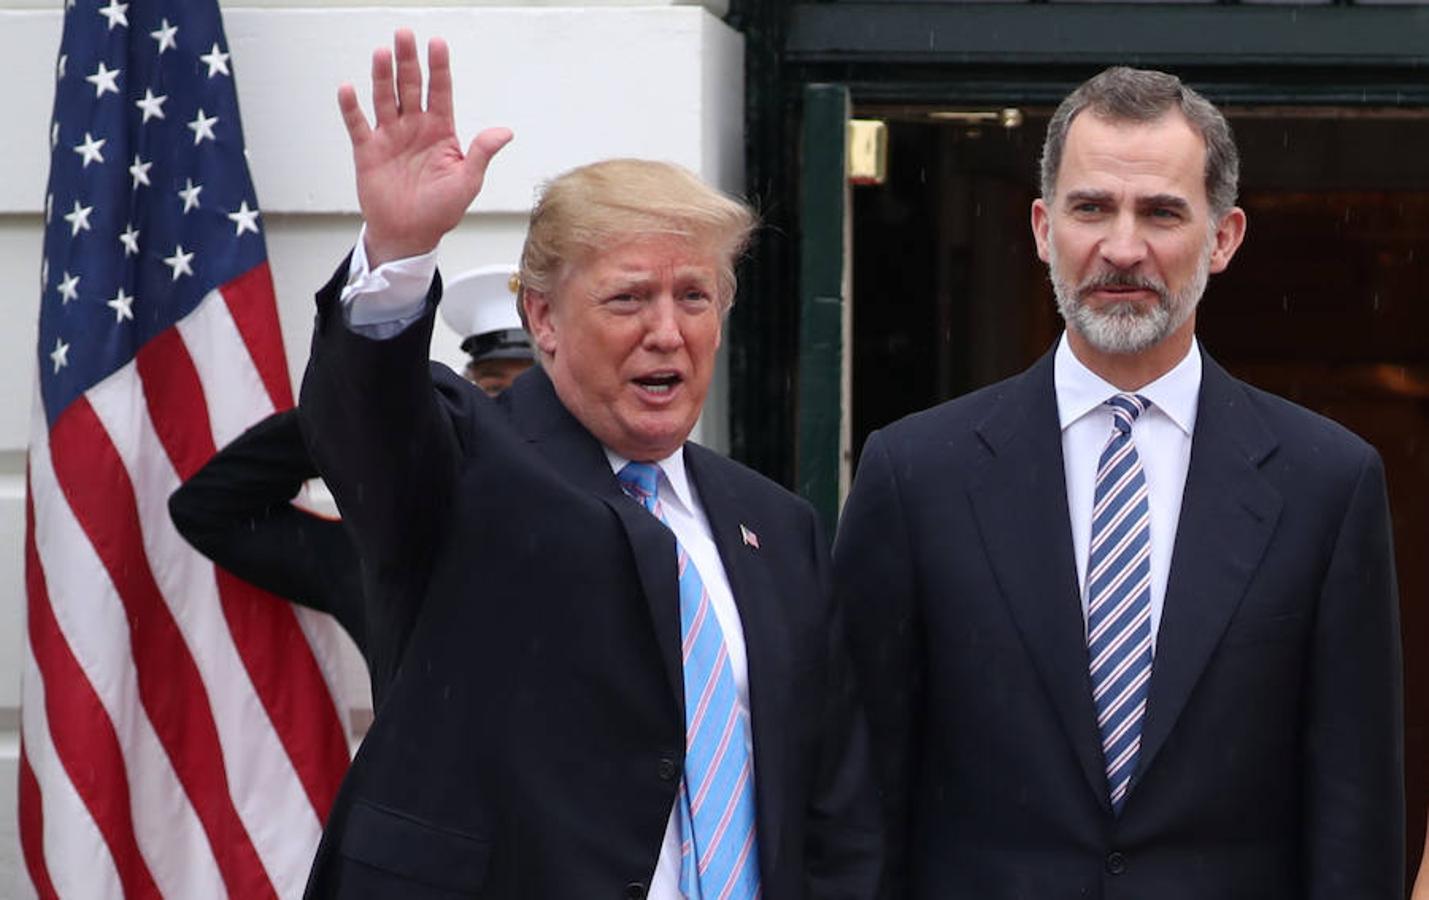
xmin=1099 ymin=214 xmax=1148 ymax=271
xmin=643 ymin=296 xmax=684 ymax=351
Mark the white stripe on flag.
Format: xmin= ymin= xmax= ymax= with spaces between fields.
xmin=86 ymin=363 xmax=324 ymax=896
xmin=178 ymin=288 xmax=277 ymax=449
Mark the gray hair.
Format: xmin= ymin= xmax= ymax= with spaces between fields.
xmin=1040 ymin=67 xmax=1240 ymax=219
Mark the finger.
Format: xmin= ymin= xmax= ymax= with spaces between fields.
xmin=463 ymin=127 xmax=514 ymax=190
xmin=336 ymin=83 xmax=372 ymax=147
xmin=425 ymin=37 xmax=454 ymax=124
xmin=370 ymin=45 xmax=396 ymax=128
xmin=393 ymin=28 xmax=423 ymax=116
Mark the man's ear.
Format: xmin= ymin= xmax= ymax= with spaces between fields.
xmin=1031 ymin=198 xmax=1052 ymax=263
xmin=1208 ymin=206 xmax=1248 ymax=274
xmin=522 ymin=289 xmax=558 ymax=355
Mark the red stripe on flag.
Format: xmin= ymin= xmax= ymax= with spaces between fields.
xmin=18 ymin=743 xmax=60 ymax=900
xmin=222 ymin=262 xmax=294 ymax=410
xmin=49 ymin=399 xmax=275 ymax=899
xmin=215 ymin=569 xmax=348 ymax=817
xmin=24 ymin=488 xmax=160 ymax=899
xmin=137 ymin=331 xmax=348 ymax=820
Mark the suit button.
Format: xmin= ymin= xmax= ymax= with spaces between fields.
xmin=624 ymin=882 xmax=647 ymax=899
xmin=657 ymin=757 xmax=678 ymax=781
xmin=1105 ymin=851 xmax=1127 ymax=875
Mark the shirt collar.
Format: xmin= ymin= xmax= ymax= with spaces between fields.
xmin=604 ymin=445 xmax=696 ymax=516
xmin=1054 ymin=331 xmax=1202 ymax=436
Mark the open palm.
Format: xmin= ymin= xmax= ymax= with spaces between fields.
xmin=337 ymin=29 xmax=512 ymax=267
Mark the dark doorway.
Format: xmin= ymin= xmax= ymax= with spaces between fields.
xmin=851 ymin=104 xmax=1429 ymax=885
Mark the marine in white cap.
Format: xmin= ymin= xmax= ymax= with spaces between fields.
xmin=439 ymin=264 xmax=535 ymax=396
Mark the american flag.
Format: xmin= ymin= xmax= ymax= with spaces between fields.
xmin=23 ymin=0 xmax=352 ymax=896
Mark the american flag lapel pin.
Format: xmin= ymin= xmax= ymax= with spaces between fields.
xmin=740 ymin=523 xmax=760 ymax=549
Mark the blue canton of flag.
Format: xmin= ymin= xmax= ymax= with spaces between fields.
xmin=41 ymin=0 xmax=266 ymax=421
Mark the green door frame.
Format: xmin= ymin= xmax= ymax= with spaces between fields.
xmin=795 ymin=84 xmax=851 ymax=538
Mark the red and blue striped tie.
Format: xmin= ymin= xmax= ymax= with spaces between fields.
xmin=618 ymin=462 xmax=761 ymax=899
xmin=1087 ymin=394 xmax=1154 ymax=815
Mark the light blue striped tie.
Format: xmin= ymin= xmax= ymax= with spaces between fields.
xmin=1086 ymin=394 xmax=1154 ymax=816
xmin=618 ymin=462 xmax=761 ymax=900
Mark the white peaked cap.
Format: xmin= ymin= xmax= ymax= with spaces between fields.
xmin=440 ymin=264 xmax=524 ymax=339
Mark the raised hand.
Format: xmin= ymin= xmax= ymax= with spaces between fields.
xmin=337 ymin=29 xmax=513 ymax=267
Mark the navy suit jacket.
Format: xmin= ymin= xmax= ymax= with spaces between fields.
xmin=833 ymin=345 xmax=1403 ymax=899
xmin=297 ymin=261 xmax=880 ymax=899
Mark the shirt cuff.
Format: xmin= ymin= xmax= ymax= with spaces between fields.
xmin=339 ymin=224 xmax=439 ymax=338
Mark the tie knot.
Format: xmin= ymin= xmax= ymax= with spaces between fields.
xmin=617 ymin=461 xmax=660 ymax=509
xmin=1105 ymin=393 xmax=1150 ymax=435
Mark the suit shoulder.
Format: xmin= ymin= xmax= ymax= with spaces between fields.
xmin=868 ymin=369 xmax=1026 ymax=457
xmin=1235 ymin=377 xmax=1379 ymax=471
xmin=686 ymin=444 xmax=804 ymax=501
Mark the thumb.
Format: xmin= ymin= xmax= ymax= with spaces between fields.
xmin=464 ymin=127 xmax=514 ymax=190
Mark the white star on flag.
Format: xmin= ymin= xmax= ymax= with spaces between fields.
xmin=107 ymin=288 xmax=135 ymax=322
xmin=199 ymin=42 xmax=230 ymax=77
xmin=129 ymin=154 xmax=152 ymax=188
xmin=50 ymin=122 xmax=59 ymax=150
xmin=57 ymin=54 xmax=67 ymax=80
xmin=63 ymin=200 xmax=93 ymax=236
xmin=118 ymin=223 xmax=140 ymax=256
xmin=98 ymin=0 xmax=128 ymax=30
xmin=150 ymin=18 xmax=178 ymax=53
xmin=187 ymin=108 xmax=218 ymax=145
xmin=49 ymin=338 xmax=70 ymax=373
xmin=178 ymin=178 xmax=203 ymax=213
xmin=85 ymin=60 xmax=121 ymax=98
xmin=227 ymin=201 xmax=260 ymax=236
xmin=164 ymin=244 xmax=195 ymax=280
xmin=74 ymin=132 xmax=106 ymax=167
xmin=56 ymin=271 xmax=80 ymax=304
xmin=135 ymin=88 xmax=166 ymax=123
xmin=45 ymin=193 xmax=53 ymax=225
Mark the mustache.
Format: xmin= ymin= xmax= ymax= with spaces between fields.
xmin=1078 ymin=270 xmax=1168 ymax=298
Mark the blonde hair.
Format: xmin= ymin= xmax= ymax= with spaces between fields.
xmin=518 ymin=159 xmax=757 ymax=317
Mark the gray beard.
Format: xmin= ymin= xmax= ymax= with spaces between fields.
xmin=1049 ymin=240 xmax=1211 ymax=355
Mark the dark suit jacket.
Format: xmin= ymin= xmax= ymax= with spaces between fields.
xmin=297 ymin=261 xmax=880 ymax=899
xmin=833 ymin=345 xmax=1403 ymax=900
xmin=168 ymin=409 xmax=366 ymax=652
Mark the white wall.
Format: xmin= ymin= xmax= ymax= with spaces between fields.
xmin=0 ymin=1 xmax=743 ymax=891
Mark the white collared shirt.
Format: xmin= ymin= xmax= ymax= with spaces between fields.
xmin=339 ymin=239 xmax=751 ymax=897
xmin=1055 ymin=333 xmax=1201 ymax=651
xmin=603 ymin=447 xmax=750 ymax=900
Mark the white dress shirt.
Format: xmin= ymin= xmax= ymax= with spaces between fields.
xmin=340 ymin=238 xmax=751 ymax=898
xmin=1055 ymin=333 xmax=1201 ymax=651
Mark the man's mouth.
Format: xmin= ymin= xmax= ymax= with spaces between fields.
xmin=634 ymin=373 xmax=682 ymax=395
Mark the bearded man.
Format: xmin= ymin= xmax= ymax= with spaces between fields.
xmin=833 ymin=66 xmax=1404 ymax=899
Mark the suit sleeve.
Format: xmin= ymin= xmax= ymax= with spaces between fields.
xmin=1304 ymin=446 xmax=1404 ymax=899
xmin=169 ymin=409 xmax=366 ymax=654
xmin=832 ymin=430 xmax=922 ymax=900
xmin=804 ymin=503 xmax=884 ymax=899
xmin=297 ymin=257 xmax=462 ymax=606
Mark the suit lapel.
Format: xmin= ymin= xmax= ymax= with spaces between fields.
xmin=1134 ymin=352 xmax=1281 ymax=785
xmin=683 ymin=445 xmax=790 ymax=880
xmin=966 ymin=350 xmax=1112 ymax=810
xmin=505 ymin=369 xmax=685 ymax=708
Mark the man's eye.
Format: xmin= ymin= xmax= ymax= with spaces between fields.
xmin=1073 ymin=202 xmax=1103 ymax=215
xmin=1150 ymin=207 xmax=1182 ymax=220
xmin=682 ymin=289 xmax=712 ymax=303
